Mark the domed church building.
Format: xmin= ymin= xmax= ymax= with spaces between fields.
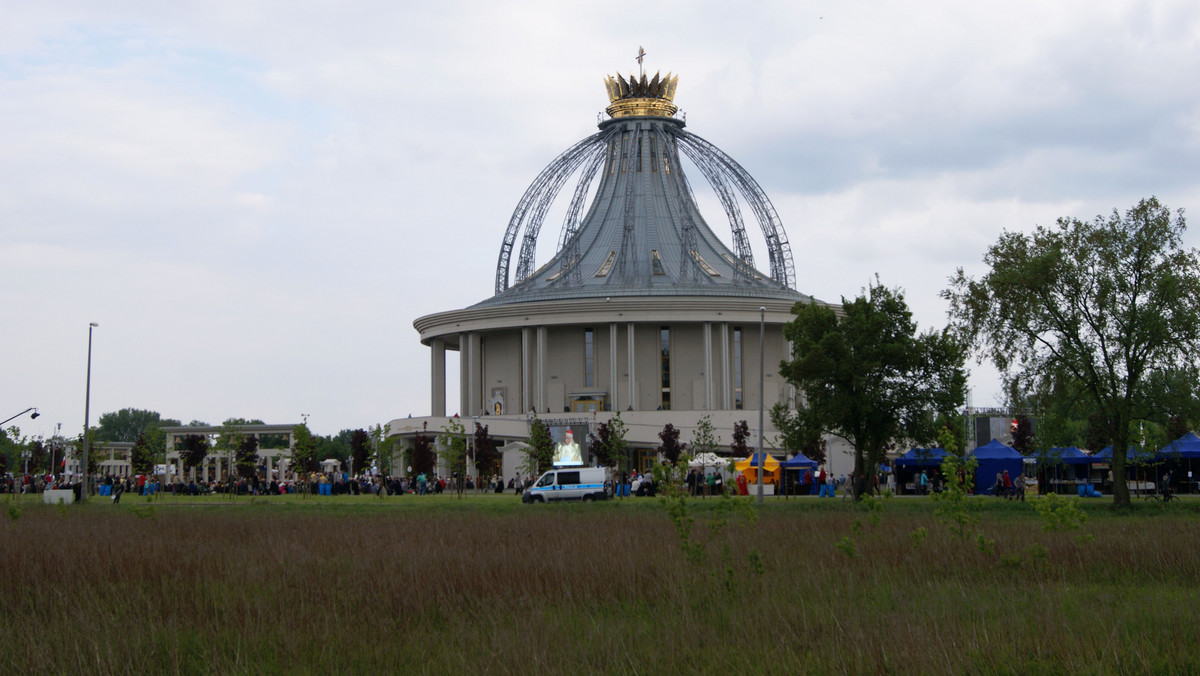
xmin=390 ymin=59 xmax=846 ymax=477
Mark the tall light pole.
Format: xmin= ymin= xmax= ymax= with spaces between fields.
xmin=1 ymin=407 xmax=39 ymax=427
xmin=757 ymin=307 xmax=765 ymax=506
xmin=81 ymin=322 xmax=99 ymax=502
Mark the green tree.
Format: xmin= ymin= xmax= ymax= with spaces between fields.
xmin=782 ymin=280 xmax=967 ymax=499
xmin=215 ymin=419 xmax=246 ymax=495
xmin=130 ymin=434 xmax=154 ymax=475
xmin=349 ymin=429 xmax=371 ymax=475
xmin=236 ymin=434 xmax=259 ymax=480
xmin=96 ymin=408 xmax=176 ymax=443
xmin=439 ymin=417 xmax=468 ymax=498
xmin=26 ymin=438 xmax=47 ymax=475
xmin=290 ymin=424 xmax=319 ymax=475
xmin=691 ymin=415 xmax=720 ymax=455
xmin=945 ymin=197 xmax=1200 ymax=507
xmin=370 ymin=424 xmax=399 ymax=477
xmin=179 ymin=433 xmax=209 ymax=476
xmin=770 ymin=403 xmax=827 ymax=464
xmin=410 ymin=430 xmax=435 ymax=478
xmin=473 ymin=423 xmax=500 ymax=481
xmin=0 ymin=426 xmax=25 ymax=476
xmin=524 ymin=414 xmax=555 ymax=476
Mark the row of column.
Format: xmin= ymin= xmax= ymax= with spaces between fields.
xmin=164 ymin=454 xmax=291 ymax=483
xmin=429 ymin=321 xmax=761 ymax=416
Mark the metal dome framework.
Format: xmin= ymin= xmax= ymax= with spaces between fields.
xmin=493 ymin=119 xmax=797 ymax=296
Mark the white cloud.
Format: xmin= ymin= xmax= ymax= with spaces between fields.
xmin=4 ymin=0 xmax=1200 ymax=436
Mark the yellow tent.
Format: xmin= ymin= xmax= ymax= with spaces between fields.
xmin=735 ymin=453 xmax=781 ymax=485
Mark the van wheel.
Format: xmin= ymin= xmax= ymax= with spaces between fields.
xmin=582 ymin=495 xmax=593 ymax=503
xmin=536 ymin=495 xmax=545 ymax=504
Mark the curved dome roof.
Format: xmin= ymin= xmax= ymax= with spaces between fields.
xmin=479 ymin=69 xmax=811 ymax=309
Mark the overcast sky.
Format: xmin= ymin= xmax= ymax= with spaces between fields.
xmin=4 ymin=0 xmax=1199 ymax=438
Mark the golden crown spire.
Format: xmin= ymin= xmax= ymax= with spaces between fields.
xmin=603 ymin=70 xmax=679 ymax=118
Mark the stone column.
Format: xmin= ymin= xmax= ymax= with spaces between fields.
xmin=431 ymin=338 xmax=446 ymax=417
xmin=536 ymin=326 xmax=547 ymax=413
xmin=721 ymin=322 xmax=730 ymax=410
xmin=703 ymin=322 xmax=713 ymax=410
xmin=521 ymin=328 xmax=531 ymax=413
xmin=459 ymin=332 xmax=469 ymax=417
xmin=627 ymin=322 xmax=636 ymax=410
xmin=610 ymin=322 xmax=619 ymax=410
xmin=465 ymin=332 xmax=481 ymax=417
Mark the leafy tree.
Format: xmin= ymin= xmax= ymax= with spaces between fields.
xmin=26 ymin=438 xmax=47 ymax=474
xmin=782 ymin=280 xmax=967 ymax=499
xmin=945 ymin=197 xmax=1200 ymax=507
xmin=770 ymin=403 xmax=827 ymax=463
xmin=410 ymin=430 xmax=435 ymax=477
xmin=1011 ymin=416 xmax=1035 ymax=455
xmin=215 ymin=419 xmax=246 ymax=490
xmin=0 ymin=427 xmax=26 ymax=475
xmin=524 ymin=414 xmax=555 ymax=476
xmin=690 ymin=415 xmax=721 ymax=457
xmin=370 ymin=424 xmax=399 ymax=477
xmin=589 ymin=413 xmax=629 ymax=473
xmin=290 ymin=424 xmax=320 ymax=475
xmin=730 ymin=420 xmax=751 ymax=456
xmin=657 ymin=424 xmax=687 ymax=466
xmin=439 ymin=417 xmax=468 ymax=498
xmin=349 ymin=429 xmax=371 ymax=474
xmin=315 ymin=434 xmax=348 ymax=463
xmin=130 ymin=434 xmax=154 ymax=475
xmin=236 ymin=434 xmax=259 ymax=479
xmin=179 ymin=434 xmax=209 ymax=474
xmin=1166 ymin=416 xmax=1191 ymax=444
xmin=473 ymin=423 xmax=500 ymax=479
xmin=97 ymin=409 xmax=175 ymax=443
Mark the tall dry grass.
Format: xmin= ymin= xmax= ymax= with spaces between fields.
xmin=2 ymin=497 xmax=1198 ymax=674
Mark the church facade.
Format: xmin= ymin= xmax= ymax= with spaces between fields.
xmin=389 ymin=61 xmax=851 ymax=477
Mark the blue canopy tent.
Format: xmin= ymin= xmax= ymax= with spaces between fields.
xmin=780 ymin=453 xmax=819 ymax=495
xmin=1155 ymin=432 xmax=1200 ymax=494
xmin=1090 ymin=445 xmax=1153 ymax=462
xmin=781 ymin=453 xmax=818 ymax=470
xmin=1030 ymin=447 xmax=1092 ymax=494
xmin=967 ymin=439 xmax=1025 ymax=495
xmin=1087 ymin=445 xmax=1156 ymax=495
xmin=895 ymin=448 xmax=951 ymax=467
xmin=895 ymin=448 xmax=949 ymax=495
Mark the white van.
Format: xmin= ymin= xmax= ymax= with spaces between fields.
xmin=522 ymin=467 xmax=610 ymax=503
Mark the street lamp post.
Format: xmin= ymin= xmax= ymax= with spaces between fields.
xmin=757 ymin=307 xmax=765 ymax=506
xmin=1 ymin=407 xmax=39 ymax=427
xmin=81 ymin=322 xmax=98 ymax=503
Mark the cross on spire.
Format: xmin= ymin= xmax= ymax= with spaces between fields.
xmin=636 ymin=46 xmax=646 ymax=78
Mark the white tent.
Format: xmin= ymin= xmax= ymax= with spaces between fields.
xmin=689 ymin=452 xmax=727 ymax=472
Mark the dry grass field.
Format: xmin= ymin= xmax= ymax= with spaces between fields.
xmin=2 ymin=493 xmax=1198 ymax=675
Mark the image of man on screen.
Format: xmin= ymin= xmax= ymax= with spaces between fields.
xmin=554 ymin=429 xmax=583 ymax=466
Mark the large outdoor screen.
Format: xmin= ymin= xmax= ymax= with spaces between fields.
xmin=549 ymin=424 xmax=590 ymax=467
